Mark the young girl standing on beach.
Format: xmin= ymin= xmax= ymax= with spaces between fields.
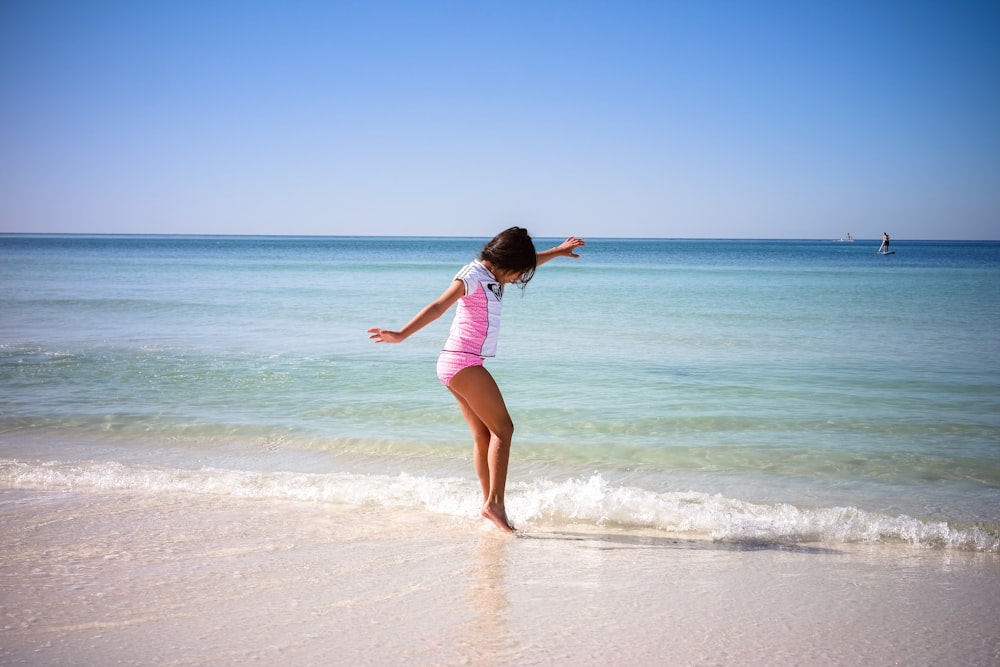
xmin=368 ymin=227 xmax=585 ymax=533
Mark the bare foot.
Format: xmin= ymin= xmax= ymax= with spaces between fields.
xmin=482 ymin=503 xmax=515 ymax=533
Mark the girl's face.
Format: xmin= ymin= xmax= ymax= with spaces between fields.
xmin=482 ymin=259 xmax=530 ymax=286
xmin=494 ymin=268 xmax=520 ymax=285
xmin=494 ymin=267 xmax=531 ymax=285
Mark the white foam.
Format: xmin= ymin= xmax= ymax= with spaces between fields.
xmin=2 ymin=459 xmax=997 ymax=551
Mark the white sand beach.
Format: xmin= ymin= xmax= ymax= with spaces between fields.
xmin=2 ymin=488 xmax=997 ymax=666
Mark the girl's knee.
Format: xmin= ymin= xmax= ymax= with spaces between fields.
xmin=495 ymin=418 xmax=514 ymax=444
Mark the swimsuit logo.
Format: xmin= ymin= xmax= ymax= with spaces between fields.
xmin=486 ymin=283 xmax=503 ymax=300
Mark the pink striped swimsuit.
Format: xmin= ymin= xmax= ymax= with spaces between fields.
xmin=436 ymin=260 xmax=503 ymax=386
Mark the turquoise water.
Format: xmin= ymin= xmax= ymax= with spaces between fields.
xmin=2 ymin=235 xmax=998 ymax=550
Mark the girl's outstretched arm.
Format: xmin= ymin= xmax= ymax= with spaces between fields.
xmin=368 ymin=279 xmax=465 ymax=344
xmin=536 ymin=236 xmax=586 ymax=266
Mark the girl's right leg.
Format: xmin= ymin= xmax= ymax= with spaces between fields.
xmin=447 ymin=366 xmax=515 ymax=533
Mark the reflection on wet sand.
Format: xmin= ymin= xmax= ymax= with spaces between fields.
xmin=457 ymin=533 xmax=514 ymax=663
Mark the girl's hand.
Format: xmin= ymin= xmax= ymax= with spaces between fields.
xmin=368 ymin=328 xmax=403 ymax=344
xmin=555 ymin=236 xmax=586 ymax=258
xmin=536 ymin=236 xmax=586 ymax=267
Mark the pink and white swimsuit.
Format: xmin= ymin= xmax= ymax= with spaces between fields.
xmin=436 ymin=260 xmax=504 ymax=386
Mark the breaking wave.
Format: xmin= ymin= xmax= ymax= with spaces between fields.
xmin=2 ymin=458 xmax=997 ymax=552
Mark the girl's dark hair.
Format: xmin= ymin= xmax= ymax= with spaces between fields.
xmin=480 ymin=226 xmax=537 ymax=286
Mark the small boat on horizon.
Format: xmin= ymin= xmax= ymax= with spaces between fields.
xmin=839 ymin=232 xmax=854 ymax=242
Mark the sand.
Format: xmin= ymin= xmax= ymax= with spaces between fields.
xmin=2 ymin=488 xmax=998 ymax=666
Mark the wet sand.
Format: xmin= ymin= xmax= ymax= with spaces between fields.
xmin=2 ymin=489 xmax=998 ymax=666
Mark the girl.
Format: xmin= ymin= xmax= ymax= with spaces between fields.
xmin=368 ymin=227 xmax=585 ymax=532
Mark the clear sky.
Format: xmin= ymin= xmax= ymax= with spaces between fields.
xmin=2 ymin=1 xmax=998 ymax=240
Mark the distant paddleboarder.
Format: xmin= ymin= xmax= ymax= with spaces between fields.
xmin=878 ymin=232 xmax=894 ymax=255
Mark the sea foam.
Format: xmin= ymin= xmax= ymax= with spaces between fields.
xmin=3 ymin=458 xmax=996 ymax=552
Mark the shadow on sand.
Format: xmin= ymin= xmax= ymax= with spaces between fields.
xmin=517 ymin=529 xmax=843 ymax=555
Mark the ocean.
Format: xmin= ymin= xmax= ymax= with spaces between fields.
xmin=2 ymin=234 xmax=999 ymax=551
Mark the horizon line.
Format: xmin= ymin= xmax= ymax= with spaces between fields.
xmin=3 ymin=232 xmax=997 ymax=243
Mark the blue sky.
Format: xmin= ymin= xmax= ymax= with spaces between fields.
xmin=2 ymin=1 xmax=998 ymax=239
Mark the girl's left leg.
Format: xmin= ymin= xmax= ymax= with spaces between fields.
xmin=447 ymin=366 xmax=515 ymax=532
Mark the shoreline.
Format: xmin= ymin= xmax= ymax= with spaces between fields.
xmin=3 ymin=488 xmax=998 ymax=666
xmin=4 ymin=452 xmax=997 ymax=551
